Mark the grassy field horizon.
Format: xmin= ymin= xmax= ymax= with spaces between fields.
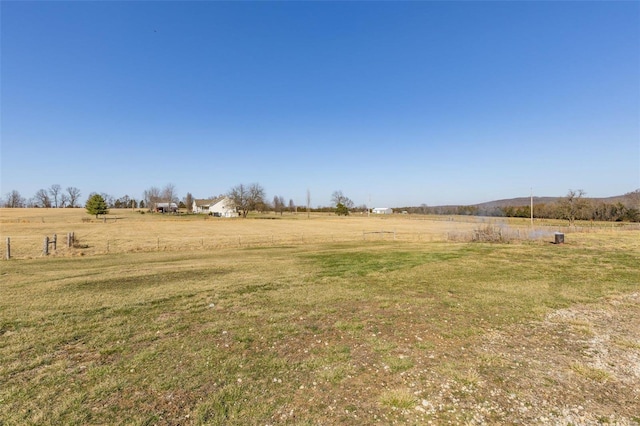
xmin=2 ymin=208 xmax=637 ymax=260
xmin=1 ymin=208 xmax=639 ymax=424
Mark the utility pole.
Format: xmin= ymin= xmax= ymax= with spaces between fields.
xmin=530 ymin=188 xmax=534 ymax=226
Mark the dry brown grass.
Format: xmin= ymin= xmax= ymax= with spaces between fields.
xmin=0 ymin=208 xmax=477 ymax=258
xmin=2 ymin=208 xmax=633 ymax=259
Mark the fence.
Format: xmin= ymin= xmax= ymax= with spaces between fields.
xmin=1 ymin=229 xmax=444 ymax=259
xmin=1 ymin=222 xmax=639 ymax=260
xmin=4 ymin=232 xmax=75 ymax=259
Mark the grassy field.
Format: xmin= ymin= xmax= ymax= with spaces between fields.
xmin=0 ymin=208 xmax=482 ymax=258
xmin=1 ymin=209 xmax=639 ymax=425
xmin=1 ymin=208 xmax=636 ymax=259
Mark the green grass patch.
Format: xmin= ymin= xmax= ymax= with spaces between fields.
xmin=307 ymin=248 xmax=469 ymax=278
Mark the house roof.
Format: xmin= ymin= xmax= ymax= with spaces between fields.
xmin=194 ymin=196 xmax=226 ymax=207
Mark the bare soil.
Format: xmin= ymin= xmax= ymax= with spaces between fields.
xmin=469 ymin=292 xmax=640 ymax=425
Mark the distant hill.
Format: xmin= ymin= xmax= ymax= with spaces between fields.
xmin=474 ymin=197 xmax=559 ymax=209
xmin=432 ymin=190 xmax=640 ymax=209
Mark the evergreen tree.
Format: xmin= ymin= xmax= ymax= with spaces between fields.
xmin=85 ymin=194 xmax=109 ymax=218
xmin=335 ymin=202 xmax=349 ymax=216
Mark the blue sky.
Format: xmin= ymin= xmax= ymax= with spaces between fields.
xmin=2 ymin=1 xmax=638 ymax=207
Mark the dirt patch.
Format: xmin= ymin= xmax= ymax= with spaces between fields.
xmin=476 ymin=292 xmax=640 ymax=425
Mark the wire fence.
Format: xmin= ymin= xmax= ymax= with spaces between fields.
xmin=1 ymin=230 xmax=449 ymax=259
xmin=2 ymin=222 xmax=639 ymax=260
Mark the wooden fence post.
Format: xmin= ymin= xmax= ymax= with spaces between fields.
xmin=52 ymin=234 xmax=57 ymax=251
xmin=6 ymin=237 xmax=10 ymax=260
xmin=43 ymin=236 xmax=49 ymax=256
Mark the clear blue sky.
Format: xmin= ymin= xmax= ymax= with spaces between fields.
xmin=2 ymin=1 xmax=638 ymax=207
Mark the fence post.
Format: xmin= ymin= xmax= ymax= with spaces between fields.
xmin=6 ymin=237 xmax=10 ymax=260
xmin=43 ymin=236 xmax=49 ymax=256
xmin=67 ymin=233 xmax=72 ymax=248
xmin=52 ymin=234 xmax=57 ymax=251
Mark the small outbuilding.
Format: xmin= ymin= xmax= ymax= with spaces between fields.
xmin=155 ymin=202 xmax=178 ymax=213
xmin=372 ymin=207 xmax=393 ymax=215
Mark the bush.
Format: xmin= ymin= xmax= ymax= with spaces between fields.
xmin=335 ymin=203 xmax=349 ymax=216
xmin=472 ymin=224 xmax=505 ymax=243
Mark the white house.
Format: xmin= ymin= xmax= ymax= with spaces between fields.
xmin=372 ymin=207 xmax=393 ymax=215
xmin=192 ymin=197 xmax=237 ymax=217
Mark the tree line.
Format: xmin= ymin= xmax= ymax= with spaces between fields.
xmin=4 ymin=185 xmax=639 ymax=223
xmin=1 ymin=183 xmax=300 ymax=218
xmin=398 ymin=190 xmax=640 ymax=223
xmin=3 ymin=183 xmax=357 ymax=219
xmin=3 ymin=186 xmax=82 ymax=208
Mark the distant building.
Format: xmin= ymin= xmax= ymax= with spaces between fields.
xmin=192 ymin=197 xmax=237 ymax=217
xmin=372 ymin=207 xmax=393 ymax=215
xmin=155 ymin=202 xmax=178 ymax=213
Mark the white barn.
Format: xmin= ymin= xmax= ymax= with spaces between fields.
xmin=192 ymin=197 xmax=237 ymax=217
xmin=372 ymin=207 xmax=393 ymax=215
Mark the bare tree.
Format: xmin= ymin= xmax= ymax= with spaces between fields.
xmin=625 ymin=189 xmax=640 ymax=209
xmin=100 ymin=193 xmax=115 ymax=208
xmin=3 ymin=190 xmax=26 ymax=208
xmin=162 ymin=183 xmax=178 ymax=204
xmin=66 ymin=187 xmax=81 ymax=207
xmin=60 ymin=193 xmax=69 ymax=208
xmin=273 ymin=195 xmax=282 ymax=215
xmin=278 ymin=196 xmax=285 ymax=215
xmin=143 ymin=186 xmax=161 ymax=211
xmin=48 ymin=184 xmax=62 ymax=208
xmin=559 ymin=189 xmax=589 ymax=226
xmin=272 ymin=195 xmax=286 ymax=215
xmin=34 ymin=189 xmax=52 ymax=208
xmin=227 ymin=183 xmax=265 ymax=218
xmin=331 ymin=190 xmax=354 ymax=208
xmin=289 ymin=199 xmax=295 ymax=213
